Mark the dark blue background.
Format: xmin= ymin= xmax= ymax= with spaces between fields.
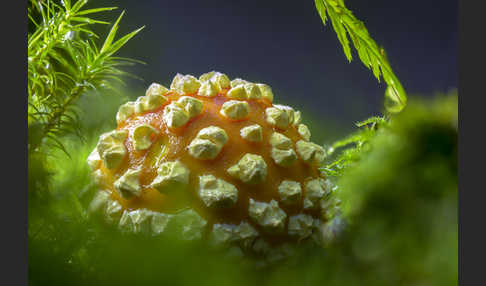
xmin=94 ymin=0 xmax=457 ymax=138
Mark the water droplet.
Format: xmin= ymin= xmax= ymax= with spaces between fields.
xmin=384 ymin=86 xmax=405 ymax=113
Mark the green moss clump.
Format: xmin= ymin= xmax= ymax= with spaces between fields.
xmin=334 ymin=94 xmax=458 ymax=286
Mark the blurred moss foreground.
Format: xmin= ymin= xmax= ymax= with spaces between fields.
xmin=330 ymin=94 xmax=458 ymax=286
xmin=28 ymin=94 xmax=457 ymax=286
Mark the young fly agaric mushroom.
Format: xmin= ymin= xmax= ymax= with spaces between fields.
xmin=87 ymin=71 xmax=341 ymax=262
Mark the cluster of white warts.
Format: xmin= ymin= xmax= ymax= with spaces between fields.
xmin=88 ymin=71 xmax=339 ymax=260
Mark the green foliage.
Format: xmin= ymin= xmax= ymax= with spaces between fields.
xmin=314 ymin=0 xmax=407 ymax=113
xmin=27 ymin=3 xmax=145 ymax=281
xmin=322 ymin=89 xmax=457 ymax=179
xmin=321 ymin=115 xmax=387 ymax=177
xmin=333 ymin=94 xmax=457 ymax=285
xmin=28 ymin=0 xmax=144 ymax=155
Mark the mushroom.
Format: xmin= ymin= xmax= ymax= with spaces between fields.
xmin=87 ymin=71 xmax=339 ymax=262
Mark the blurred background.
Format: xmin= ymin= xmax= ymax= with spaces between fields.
xmin=28 ymin=1 xmax=458 ymax=285
xmin=89 ymin=0 xmax=457 ymax=141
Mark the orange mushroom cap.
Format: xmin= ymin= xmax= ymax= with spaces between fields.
xmin=87 ymin=71 xmax=341 ymax=260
